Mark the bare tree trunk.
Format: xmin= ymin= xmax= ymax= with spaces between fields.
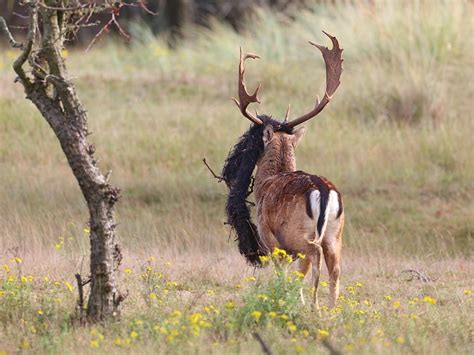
xmin=0 ymin=2 xmax=126 ymax=321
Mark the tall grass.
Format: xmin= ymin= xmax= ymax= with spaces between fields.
xmin=0 ymin=0 xmax=472 ymax=259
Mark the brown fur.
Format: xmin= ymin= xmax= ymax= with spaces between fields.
xmin=255 ymin=126 xmax=344 ymax=308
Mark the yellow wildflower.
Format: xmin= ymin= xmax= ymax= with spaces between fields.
xmin=317 ymin=329 xmax=330 ymax=340
xmin=61 ymin=49 xmax=69 ymax=58
xmin=171 ymin=310 xmax=182 ymax=318
xmin=3 ymin=264 xmax=10 ymax=273
xmin=287 ymin=321 xmax=297 ymax=332
xmin=293 ymin=271 xmax=305 ymax=279
xmin=297 ymin=252 xmax=306 ymax=259
xmin=130 ymin=331 xmax=139 ymax=339
xmin=395 ymin=336 xmax=405 ymax=344
xmin=302 ymin=329 xmax=310 ymax=337
xmin=114 ymin=337 xmax=122 ymax=346
xmin=345 ymin=344 xmax=355 ymax=352
xmin=271 ymin=247 xmax=287 ymax=258
xmin=346 ymin=286 xmax=355 ymax=294
xmin=464 ymin=289 xmax=472 ymax=296
xmin=37 ymin=310 xmax=44 ymax=315
xmin=124 ymin=268 xmax=132 ymax=274
xmin=225 ymin=301 xmax=235 ymax=309
xmin=15 ymin=257 xmax=22 ymax=264
xmin=280 ymin=314 xmax=289 ymax=320
xmin=251 ymin=310 xmax=262 ymax=321
xmin=149 ymin=292 xmax=157 ymax=300
xmin=244 ymin=276 xmax=256 ymax=282
xmin=259 ymin=255 xmax=270 ymax=264
xmin=154 ymin=325 xmax=167 ymax=334
xmin=384 ymin=295 xmax=392 ymax=301
xmin=393 ymin=301 xmax=401 ymax=309
xmin=64 ymin=282 xmax=74 ymax=292
xmin=257 ymin=294 xmax=268 ymax=301
xmin=423 ymin=296 xmax=436 ymax=305
xmin=21 ymin=276 xmax=28 ymax=284
xmin=268 ymin=311 xmax=277 ymax=319
xmin=19 ymin=338 xmax=30 ymax=350
xmin=90 ymin=340 xmax=99 ymax=349
xmin=295 ymin=344 xmax=305 ymax=353
xmin=83 ymin=227 xmax=90 ymax=234
xmin=320 ymin=280 xmax=328 ymax=287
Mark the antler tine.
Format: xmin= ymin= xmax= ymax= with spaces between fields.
xmin=231 ymin=47 xmax=263 ymax=125
xmin=284 ymin=104 xmax=291 ymax=123
xmin=286 ymin=32 xmax=343 ymax=129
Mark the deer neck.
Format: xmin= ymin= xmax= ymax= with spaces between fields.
xmin=255 ymin=142 xmax=296 ymax=199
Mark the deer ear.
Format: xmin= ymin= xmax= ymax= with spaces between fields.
xmin=263 ymin=125 xmax=274 ymax=145
xmin=292 ymin=126 xmax=306 ymax=146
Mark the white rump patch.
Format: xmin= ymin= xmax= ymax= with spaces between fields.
xmin=328 ymin=190 xmax=340 ymax=219
xmin=309 ymin=189 xmax=340 ymax=245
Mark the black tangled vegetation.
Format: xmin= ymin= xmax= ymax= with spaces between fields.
xmin=222 ymin=115 xmax=293 ymax=266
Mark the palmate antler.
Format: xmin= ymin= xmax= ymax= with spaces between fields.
xmin=231 ymin=48 xmax=263 ymax=125
xmin=286 ymin=31 xmax=343 ymax=128
xmin=233 ymin=31 xmax=343 ymax=128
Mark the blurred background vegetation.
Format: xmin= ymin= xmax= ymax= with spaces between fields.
xmin=1 ymin=0 xmax=330 ymax=45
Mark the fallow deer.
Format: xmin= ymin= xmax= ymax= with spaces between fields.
xmin=222 ymin=32 xmax=344 ymax=308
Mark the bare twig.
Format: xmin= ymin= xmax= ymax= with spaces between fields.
xmin=401 ymin=269 xmax=432 ymax=282
xmin=253 ymin=333 xmax=273 ymax=355
xmin=4 ymin=7 xmax=39 ymax=88
xmin=75 ymin=273 xmax=85 ymax=324
xmin=202 ymin=158 xmax=226 ymax=183
xmin=203 ymin=158 xmax=255 ymax=206
xmin=0 ymin=16 xmax=23 ymax=48
xmin=126 ymin=1 xmax=159 ymax=16
xmin=13 ymin=12 xmax=29 ymax=20
xmin=85 ymin=16 xmax=114 ymax=52
xmin=321 ymin=339 xmax=342 ymax=355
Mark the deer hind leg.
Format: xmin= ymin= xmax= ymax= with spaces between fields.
xmin=322 ymin=217 xmax=344 ymax=308
xmin=310 ymin=245 xmax=323 ymax=310
xmin=298 ymin=257 xmax=311 ymax=305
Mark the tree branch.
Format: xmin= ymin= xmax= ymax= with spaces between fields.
xmin=0 ymin=17 xmax=24 ymax=48
xmin=11 ymin=7 xmax=38 ymax=89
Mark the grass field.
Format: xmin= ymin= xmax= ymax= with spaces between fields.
xmin=0 ymin=0 xmax=473 ymax=353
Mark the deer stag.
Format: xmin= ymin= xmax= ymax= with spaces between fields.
xmin=222 ymin=32 xmax=344 ymax=308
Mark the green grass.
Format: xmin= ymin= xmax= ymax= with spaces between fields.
xmin=0 ymin=0 xmax=473 ymax=353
